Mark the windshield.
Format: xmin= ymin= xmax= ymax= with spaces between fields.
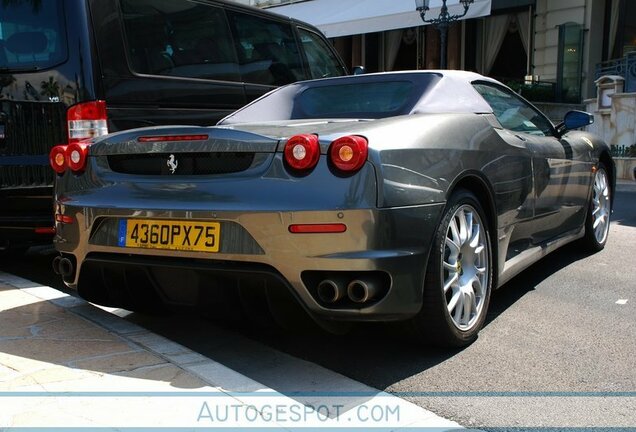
xmin=0 ymin=0 xmax=68 ymax=71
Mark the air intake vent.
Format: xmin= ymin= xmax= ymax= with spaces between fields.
xmin=107 ymin=152 xmax=255 ymax=175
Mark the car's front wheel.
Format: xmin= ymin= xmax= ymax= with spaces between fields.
xmin=410 ymin=189 xmax=493 ymax=347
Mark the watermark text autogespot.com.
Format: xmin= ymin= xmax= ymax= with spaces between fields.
xmin=197 ymin=401 xmax=400 ymax=425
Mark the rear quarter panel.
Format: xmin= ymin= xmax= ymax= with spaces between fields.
xmin=328 ymin=114 xmax=534 ymax=225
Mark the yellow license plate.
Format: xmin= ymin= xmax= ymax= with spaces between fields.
xmin=118 ymin=219 xmax=220 ymax=252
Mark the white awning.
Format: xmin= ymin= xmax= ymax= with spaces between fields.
xmin=268 ymin=0 xmax=492 ymax=38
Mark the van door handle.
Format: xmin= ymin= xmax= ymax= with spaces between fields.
xmin=514 ymin=134 xmax=527 ymax=141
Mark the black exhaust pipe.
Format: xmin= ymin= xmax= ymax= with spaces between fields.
xmin=316 ymin=279 xmax=345 ymax=303
xmin=52 ymin=256 xmax=63 ymax=275
xmin=58 ymin=257 xmax=74 ymax=279
xmin=347 ymin=278 xmax=380 ymax=303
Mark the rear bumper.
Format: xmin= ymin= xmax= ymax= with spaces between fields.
xmin=0 ymin=186 xmax=55 ymax=247
xmin=55 ymin=203 xmax=444 ymax=321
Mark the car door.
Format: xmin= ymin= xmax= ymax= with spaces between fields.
xmin=473 ymin=82 xmax=591 ymax=245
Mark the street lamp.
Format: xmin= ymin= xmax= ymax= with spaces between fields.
xmin=415 ymin=0 xmax=474 ymax=69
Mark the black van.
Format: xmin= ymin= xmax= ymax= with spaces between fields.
xmin=0 ymin=0 xmax=347 ymax=251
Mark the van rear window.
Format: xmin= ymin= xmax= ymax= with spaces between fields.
xmin=119 ymin=0 xmax=308 ymax=86
xmin=0 ymin=1 xmax=68 ymax=71
xmin=119 ymin=0 xmax=241 ymax=82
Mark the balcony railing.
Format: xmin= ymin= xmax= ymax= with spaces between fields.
xmin=611 ymin=144 xmax=636 ymax=158
xmin=595 ymin=51 xmax=636 ymax=93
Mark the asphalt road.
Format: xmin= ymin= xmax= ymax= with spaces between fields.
xmin=3 ymin=186 xmax=635 ymax=429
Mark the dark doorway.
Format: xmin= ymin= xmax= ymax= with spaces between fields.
xmin=393 ymin=29 xmax=417 ymax=70
xmin=489 ymin=29 xmax=527 ymax=81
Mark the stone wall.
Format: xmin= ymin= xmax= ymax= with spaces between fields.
xmin=585 ymin=94 xmax=636 ymax=148
xmin=534 ymin=0 xmax=585 ymax=83
xmin=533 ymin=102 xmax=584 ymax=123
xmin=613 ymin=158 xmax=636 ymax=181
xmin=533 ymin=0 xmax=605 ymax=100
xmin=585 ymin=93 xmax=636 ymax=180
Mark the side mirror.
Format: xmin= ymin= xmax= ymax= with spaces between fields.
xmin=352 ymin=66 xmax=366 ymax=75
xmin=556 ymin=110 xmax=594 ymax=136
xmin=564 ymin=110 xmax=594 ymax=129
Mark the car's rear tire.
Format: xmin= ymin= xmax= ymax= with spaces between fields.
xmin=580 ymin=163 xmax=611 ymax=252
xmin=409 ymin=189 xmax=493 ymax=348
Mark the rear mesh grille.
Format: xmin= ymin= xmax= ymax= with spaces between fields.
xmin=0 ymin=101 xmax=66 ymax=188
xmin=107 ymin=152 xmax=255 ymax=175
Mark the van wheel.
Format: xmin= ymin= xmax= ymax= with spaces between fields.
xmin=409 ymin=189 xmax=493 ymax=347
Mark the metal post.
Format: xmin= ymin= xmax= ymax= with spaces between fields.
xmin=439 ymin=21 xmax=449 ymax=69
xmin=415 ymin=0 xmax=473 ymax=70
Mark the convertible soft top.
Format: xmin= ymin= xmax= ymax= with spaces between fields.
xmin=219 ymin=70 xmax=497 ymax=125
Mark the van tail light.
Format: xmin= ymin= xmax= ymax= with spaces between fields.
xmin=67 ymin=100 xmax=108 ymax=143
xmin=329 ymin=135 xmax=368 ymax=173
xmin=284 ymin=134 xmax=320 ymax=172
xmin=49 ymin=145 xmax=68 ymax=174
xmin=66 ymin=142 xmax=90 ymax=173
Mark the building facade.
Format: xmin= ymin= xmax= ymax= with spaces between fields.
xmin=234 ymin=0 xmax=636 ymax=103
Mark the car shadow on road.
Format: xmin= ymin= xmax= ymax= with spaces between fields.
xmin=180 ymin=240 xmax=598 ymax=394
xmin=485 ymin=241 xmax=595 ymax=325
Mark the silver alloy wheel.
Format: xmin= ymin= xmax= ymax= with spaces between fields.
xmin=592 ymin=167 xmax=611 ymax=244
xmin=442 ymin=204 xmax=489 ymax=331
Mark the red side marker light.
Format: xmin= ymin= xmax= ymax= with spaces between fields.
xmin=289 ymin=223 xmax=347 ymax=234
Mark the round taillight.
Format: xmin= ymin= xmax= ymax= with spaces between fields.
xmin=329 ymin=135 xmax=368 ymax=173
xmin=49 ymin=145 xmax=68 ymax=174
xmin=66 ymin=142 xmax=89 ymax=173
xmin=284 ymin=134 xmax=320 ymax=172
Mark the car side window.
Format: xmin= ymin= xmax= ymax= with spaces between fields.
xmin=298 ymin=28 xmax=345 ymax=79
xmin=226 ymin=11 xmax=304 ymax=86
xmin=119 ymin=0 xmax=240 ymax=82
xmin=473 ymin=83 xmax=554 ymax=137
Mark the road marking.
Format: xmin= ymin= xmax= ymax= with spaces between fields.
xmin=616 ymin=299 xmax=628 ymax=305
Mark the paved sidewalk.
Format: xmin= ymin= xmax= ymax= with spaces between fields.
xmin=0 ymin=272 xmax=462 ymax=430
